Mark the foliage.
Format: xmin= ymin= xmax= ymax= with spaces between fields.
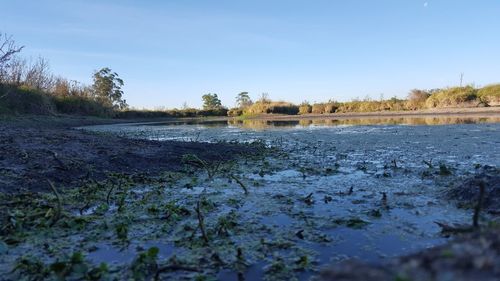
xmin=130 ymin=247 xmax=159 ymax=280
xmin=425 ymin=86 xmax=479 ymax=108
xmin=0 ymin=83 xmax=55 ymax=114
xmin=477 ymin=84 xmax=500 ymax=106
xmin=235 ymin=91 xmax=253 ymax=108
xmin=12 ymin=253 xmax=109 ymax=280
xmin=201 ymin=93 xmax=223 ymax=110
xmin=54 ymin=95 xmax=114 ymax=117
xmin=227 ymin=108 xmax=243 ymax=117
xmin=243 ymin=100 xmax=299 ymax=115
xmin=406 ymin=89 xmax=430 ymax=110
xmin=0 ymin=32 xmax=24 ymax=78
xmin=298 ymin=102 xmax=312 ymax=115
xmin=92 ymin=67 xmax=128 ymax=110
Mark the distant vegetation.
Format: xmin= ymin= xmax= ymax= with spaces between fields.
xmin=228 ymin=86 xmax=500 ymax=117
xmin=0 ymin=32 xmax=127 ymax=117
xmin=1 ymin=32 xmax=499 ymax=119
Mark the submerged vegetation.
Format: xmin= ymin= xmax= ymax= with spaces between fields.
xmin=1 ymin=117 xmax=499 ymax=280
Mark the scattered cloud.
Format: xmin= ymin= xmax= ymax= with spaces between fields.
xmin=424 ymin=2 xmax=428 ymax=8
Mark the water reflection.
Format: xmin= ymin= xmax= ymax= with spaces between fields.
xmin=145 ymin=116 xmax=500 ymax=130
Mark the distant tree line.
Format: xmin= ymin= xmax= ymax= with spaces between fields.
xmin=0 ymin=32 xmax=127 ymax=116
xmin=1 ymin=32 xmax=499 ymax=118
xmin=226 ymin=85 xmax=500 ymax=117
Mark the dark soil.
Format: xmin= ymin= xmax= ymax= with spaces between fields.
xmin=447 ymin=166 xmax=500 ymax=215
xmin=319 ymin=228 xmax=500 ymax=281
xmin=0 ymin=116 xmax=257 ymax=193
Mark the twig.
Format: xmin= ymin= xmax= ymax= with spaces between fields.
xmin=473 ymin=181 xmax=485 ymax=228
xmin=230 ymin=175 xmax=249 ymax=195
xmin=195 ymin=200 xmax=209 ymax=245
xmin=423 ymin=159 xmax=433 ymax=169
xmin=47 ymin=180 xmax=62 ymax=226
xmin=106 ymin=180 xmax=121 ymax=205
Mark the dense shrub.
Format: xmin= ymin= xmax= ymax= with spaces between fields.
xmin=311 ymin=103 xmax=326 ymax=114
xmin=243 ymin=101 xmax=299 ymax=115
xmin=0 ymin=84 xmax=55 ymax=114
xmin=0 ymin=83 xmax=116 ymax=117
xmin=54 ymin=95 xmax=113 ymax=117
xmin=324 ymin=102 xmax=339 ymax=113
xmin=298 ymin=103 xmax=312 ymax=115
xmin=477 ymin=84 xmax=500 ymax=106
xmin=406 ymin=89 xmax=430 ymax=110
xmin=425 ymin=86 xmax=479 ymax=108
xmin=115 ymin=107 xmax=228 ymax=119
xmin=227 ymin=108 xmax=243 ymax=117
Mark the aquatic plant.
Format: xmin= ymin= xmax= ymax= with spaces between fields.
xmin=333 ymin=217 xmax=370 ymax=229
xmin=13 ymin=252 xmax=110 ymax=280
xmin=230 ymin=174 xmax=249 ymax=195
xmin=115 ymin=222 xmax=129 ymax=242
xmin=131 ymin=247 xmax=159 ymax=280
xmin=182 ymin=154 xmax=223 ymax=179
xmin=195 ymin=200 xmax=210 ymax=245
xmin=439 ymin=163 xmax=452 ymax=176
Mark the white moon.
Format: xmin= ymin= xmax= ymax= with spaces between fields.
xmin=424 ymin=2 xmax=428 ymax=7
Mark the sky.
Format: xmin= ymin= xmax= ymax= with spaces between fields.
xmin=2 ymin=0 xmax=500 ymax=109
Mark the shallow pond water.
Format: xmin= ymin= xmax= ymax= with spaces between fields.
xmin=4 ymin=116 xmax=498 ymax=280
xmin=73 ymin=116 xmax=500 ymax=279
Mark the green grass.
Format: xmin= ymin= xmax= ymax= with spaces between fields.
xmin=243 ymin=101 xmax=299 ymax=115
xmin=425 ymin=86 xmax=479 ymax=108
xmin=477 ymin=84 xmax=500 ymax=105
xmin=0 ymin=83 xmax=113 ymax=117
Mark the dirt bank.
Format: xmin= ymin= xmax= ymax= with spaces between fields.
xmin=0 ymin=116 xmax=258 ymax=193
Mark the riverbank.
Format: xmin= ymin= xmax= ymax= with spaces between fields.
xmin=239 ymin=106 xmax=500 ymax=121
xmin=0 ymin=115 xmax=259 ymax=193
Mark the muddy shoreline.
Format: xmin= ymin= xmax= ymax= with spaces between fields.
xmin=0 ymin=116 xmax=258 ymax=193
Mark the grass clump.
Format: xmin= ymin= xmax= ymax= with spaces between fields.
xmin=477 ymin=84 xmax=500 ymax=106
xmin=425 ymin=86 xmax=479 ymax=108
xmin=243 ymin=100 xmax=299 ymax=115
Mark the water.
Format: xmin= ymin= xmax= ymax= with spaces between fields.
xmin=78 ymin=116 xmax=500 ymax=280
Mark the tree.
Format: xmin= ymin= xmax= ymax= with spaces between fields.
xmin=92 ymin=67 xmax=127 ymax=110
xmin=24 ymin=56 xmax=53 ymax=91
xmin=258 ymin=92 xmax=270 ymax=103
xmin=236 ymin=92 xmax=253 ymax=108
xmin=0 ymin=32 xmax=24 ymax=81
xmin=201 ymin=93 xmax=222 ymax=110
xmin=0 ymin=32 xmax=23 ymax=67
xmin=408 ymin=89 xmax=430 ymax=102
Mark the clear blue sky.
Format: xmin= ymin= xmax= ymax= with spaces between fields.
xmin=2 ymin=0 xmax=500 ymax=109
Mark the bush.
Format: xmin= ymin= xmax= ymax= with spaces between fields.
xmin=477 ymin=84 xmax=500 ymax=106
xmin=227 ymin=108 xmax=243 ymax=117
xmin=54 ymin=96 xmax=114 ymax=117
xmin=243 ymin=101 xmax=298 ymax=115
xmin=311 ymin=103 xmax=326 ymax=114
xmin=426 ymin=86 xmax=479 ymax=108
xmin=0 ymin=84 xmax=55 ymax=115
xmin=406 ymin=89 xmax=430 ymax=110
xmin=298 ymin=103 xmax=312 ymax=115
xmin=115 ymin=107 xmax=228 ymax=119
xmin=197 ymin=107 xmax=228 ymax=117
xmin=324 ymin=102 xmax=339 ymax=113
